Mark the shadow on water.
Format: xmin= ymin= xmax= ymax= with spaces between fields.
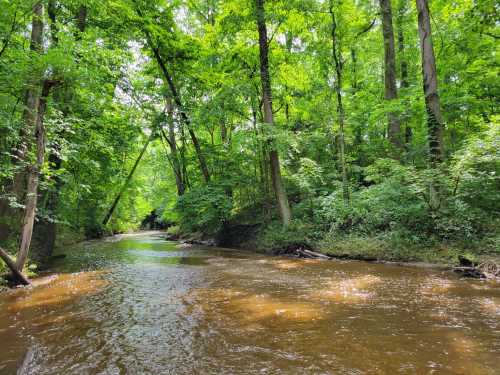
xmin=0 ymin=232 xmax=499 ymax=374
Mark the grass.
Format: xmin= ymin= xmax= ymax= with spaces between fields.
xmin=251 ymin=221 xmax=500 ymax=266
xmin=316 ymin=232 xmax=500 ymax=265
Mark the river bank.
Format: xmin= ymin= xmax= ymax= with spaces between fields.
xmin=165 ymin=225 xmax=500 ymax=278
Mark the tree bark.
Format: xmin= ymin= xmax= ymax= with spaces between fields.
xmin=76 ymin=5 xmax=87 ymax=34
xmin=415 ymin=0 xmax=444 ymax=164
xmin=397 ymin=0 xmax=412 ymax=146
xmin=397 ymin=0 xmax=409 ymax=90
xmin=39 ymin=5 xmax=88 ymax=259
xmin=379 ymin=0 xmax=403 ymax=156
xmin=165 ymin=97 xmax=185 ymax=196
xmin=11 ymin=2 xmax=44 ymax=203
xmin=0 ymin=247 xmax=30 ymax=285
xmin=255 ymin=0 xmax=291 ymax=226
xmin=16 ymin=79 xmax=53 ymax=272
xmin=329 ymin=1 xmax=349 ymax=204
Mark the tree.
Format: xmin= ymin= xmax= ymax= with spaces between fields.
xmin=163 ymin=96 xmax=185 ymax=196
xmin=255 ymin=0 xmax=292 ymax=225
xmin=396 ymin=0 xmax=412 ymax=146
xmin=415 ymin=0 xmax=444 ymax=164
xmin=379 ymin=0 xmax=403 ymax=156
xmin=329 ymin=0 xmax=349 ymax=203
xmin=14 ymin=2 xmax=46 ymax=272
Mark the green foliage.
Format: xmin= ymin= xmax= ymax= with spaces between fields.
xmin=0 ymin=0 xmax=498 ymax=269
xmin=176 ymin=185 xmax=232 ymax=236
xmin=256 ymin=220 xmax=315 ymax=253
xmin=311 ymin=154 xmax=498 ymax=244
xmin=166 ymin=225 xmax=180 ymax=237
xmin=451 ymin=120 xmax=500 ymax=213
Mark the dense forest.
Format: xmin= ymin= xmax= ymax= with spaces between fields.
xmin=0 ymin=0 xmax=498 ymax=282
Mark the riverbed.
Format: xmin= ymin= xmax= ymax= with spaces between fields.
xmin=0 ymin=232 xmax=499 ymax=374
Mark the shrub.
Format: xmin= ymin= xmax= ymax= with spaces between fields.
xmin=256 ymin=220 xmax=315 ymax=253
xmin=310 ymin=154 xmax=498 ymax=243
xmin=176 ymin=185 xmax=232 ymax=236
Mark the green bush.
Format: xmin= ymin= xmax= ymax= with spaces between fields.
xmin=176 ymin=185 xmax=232 ymax=236
xmin=307 ymin=150 xmax=498 ymax=244
xmin=451 ymin=122 xmax=500 ymax=213
xmin=256 ymin=220 xmax=314 ymax=253
xmin=166 ymin=225 xmax=180 ymax=236
xmin=311 ymin=159 xmax=429 ymax=237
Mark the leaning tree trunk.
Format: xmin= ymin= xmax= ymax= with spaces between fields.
xmin=415 ymin=0 xmax=444 ymax=164
xmin=102 ymin=133 xmax=153 ymax=226
xmin=255 ymin=0 xmax=291 ymax=226
xmin=137 ymin=11 xmax=211 ymax=184
xmin=329 ymin=1 xmax=349 ymax=204
xmin=379 ymin=0 xmax=403 ymax=157
xmin=0 ymin=247 xmax=30 ymax=285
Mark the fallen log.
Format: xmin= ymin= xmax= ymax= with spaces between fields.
xmin=301 ymin=249 xmax=331 ymax=259
xmin=452 ymin=266 xmax=486 ymax=279
xmin=0 ymin=246 xmax=31 ymax=286
xmin=295 ymin=248 xmax=331 ymax=260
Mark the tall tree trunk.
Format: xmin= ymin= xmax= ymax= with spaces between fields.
xmin=179 ymin=125 xmax=190 ymax=190
xmin=220 ymin=121 xmax=228 ymax=144
xmin=16 ymin=80 xmax=53 ymax=271
xmin=9 ymin=2 xmax=44 ymax=272
xmin=36 ymin=3 xmax=88 ymax=260
xmin=379 ymin=0 xmax=403 ymax=157
xmin=255 ymin=0 xmax=291 ymax=226
xmin=76 ymin=5 xmax=87 ymax=34
xmin=329 ymin=1 xmax=349 ymax=204
xmin=397 ymin=0 xmax=412 ymax=146
xmin=10 ymin=2 xmax=45 ymax=204
xmin=165 ymin=97 xmax=185 ymax=196
xmin=415 ymin=0 xmax=444 ymax=164
xmin=397 ymin=0 xmax=409 ymax=90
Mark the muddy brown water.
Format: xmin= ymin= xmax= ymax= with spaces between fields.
xmin=0 ymin=232 xmax=499 ymax=374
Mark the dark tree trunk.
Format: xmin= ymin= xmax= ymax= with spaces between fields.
xmin=140 ymin=19 xmax=211 ymax=183
xmin=166 ymin=97 xmax=185 ymax=196
xmin=329 ymin=1 xmax=349 ymax=203
xmin=415 ymin=0 xmax=444 ymax=164
xmin=48 ymin=0 xmax=58 ymax=44
xmin=397 ymin=0 xmax=409 ymax=90
xmin=256 ymin=0 xmax=291 ymax=226
xmin=397 ymin=0 xmax=412 ymax=146
xmin=379 ymin=0 xmax=403 ymax=156
xmin=76 ymin=5 xmax=87 ymax=34
xmin=0 ymin=247 xmax=30 ymax=285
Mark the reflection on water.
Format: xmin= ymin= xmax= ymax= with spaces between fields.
xmin=0 ymin=233 xmax=499 ymax=374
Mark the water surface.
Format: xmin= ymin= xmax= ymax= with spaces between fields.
xmin=0 ymin=233 xmax=499 ymax=374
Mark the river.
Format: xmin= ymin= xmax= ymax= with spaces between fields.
xmin=0 ymin=232 xmax=499 ymax=374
